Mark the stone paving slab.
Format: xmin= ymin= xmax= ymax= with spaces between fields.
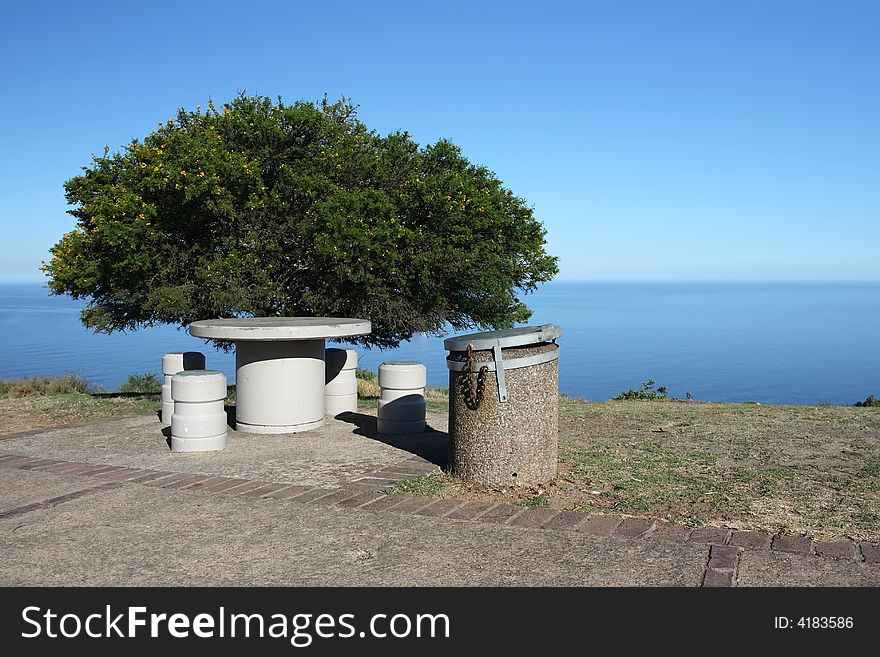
xmin=737 ymin=549 xmax=880 ymax=587
xmin=0 ymin=411 xmax=446 ymax=488
xmin=0 ymin=472 xmax=708 ymax=587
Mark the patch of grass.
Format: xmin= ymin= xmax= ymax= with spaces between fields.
xmin=117 ymin=372 xmax=162 ymax=394
xmin=0 ymin=391 xmax=160 ymax=436
xmin=382 ymin=470 xmax=561 ymax=510
xmin=0 ymin=373 xmax=93 ymax=398
xmin=565 ymin=438 xmax=740 ymax=519
xmin=383 ymin=472 xmax=448 ymax=497
xmin=0 ymin=374 xmax=170 ymax=435
xmin=859 ymin=458 xmax=880 ymax=478
xmin=524 ymin=494 xmax=550 ymax=508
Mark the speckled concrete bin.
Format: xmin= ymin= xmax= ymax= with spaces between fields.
xmin=325 ymin=348 xmax=358 ymax=416
xmin=445 ymin=324 xmax=562 ymax=488
xmin=160 ymin=351 xmax=205 ymax=425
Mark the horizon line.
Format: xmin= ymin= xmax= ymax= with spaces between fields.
xmin=3 ymin=277 xmax=880 ymax=287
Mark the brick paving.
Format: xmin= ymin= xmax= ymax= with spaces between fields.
xmin=729 ymin=530 xmax=773 ymax=549
xmin=541 ymin=510 xmax=589 ymax=531
xmin=1 ymin=447 xmax=878 ymax=587
xmin=478 ymin=503 xmax=526 ymax=525
xmin=507 ymin=507 xmax=560 ymax=528
xmin=576 ymin=515 xmax=623 ymax=536
xmin=444 ymin=500 xmax=496 ymax=521
xmin=614 ymin=517 xmax=656 ymax=539
xmin=771 ymin=534 xmax=814 ymax=555
xmin=859 ymin=543 xmax=880 ymax=563
xmin=651 ymin=522 xmax=692 ymax=543
xmin=815 ymin=538 xmax=859 ymax=560
xmin=688 ymin=526 xmax=731 ymax=545
xmin=701 ymin=545 xmax=741 ymax=587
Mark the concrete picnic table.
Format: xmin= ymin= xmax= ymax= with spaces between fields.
xmin=189 ymin=317 xmax=371 ymax=434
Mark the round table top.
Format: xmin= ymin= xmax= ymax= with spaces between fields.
xmin=189 ymin=317 xmax=372 ymax=341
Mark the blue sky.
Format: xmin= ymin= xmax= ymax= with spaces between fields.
xmin=1 ymin=0 xmax=877 ymax=282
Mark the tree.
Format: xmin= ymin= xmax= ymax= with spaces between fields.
xmin=44 ymin=94 xmax=558 ymax=348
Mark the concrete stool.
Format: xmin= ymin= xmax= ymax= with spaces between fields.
xmin=325 ymin=348 xmax=358 ymax=416
xmin=170 ymin=370 xmax=227 ymax=452
xmin=161 ymin=351 xmax=205 ymax=425
xmin=377 ymin=361 xmax=426 ymax=434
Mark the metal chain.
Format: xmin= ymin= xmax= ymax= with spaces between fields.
xmin=460 ymin=344 xmax=489 ymax=410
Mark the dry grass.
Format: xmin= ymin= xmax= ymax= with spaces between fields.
xmin=556 ymin=399 xmax=880 ymax=540
xmin=387 ymin=398 xmax=880 ymax=542
xmin=0 ymin=373 xmax=92 ymax=398
xmin=0 ymin=392 xmax=160 ymax=435
xmin=0 ymin=374 xmax=162 ymax=435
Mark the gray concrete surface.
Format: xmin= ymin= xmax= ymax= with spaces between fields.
xmin=0 ymin=470 xmax=706 ymax=586
xmin=737 ymin=548 xmax=880 ymax=587
xmin=1 ymin=411 xmax=448 ymax=487
xmin=0 ymin=468 xmax=104 ymax=513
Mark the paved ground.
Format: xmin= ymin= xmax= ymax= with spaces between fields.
xmin=1 ymin=411 xmax=878 ymax=586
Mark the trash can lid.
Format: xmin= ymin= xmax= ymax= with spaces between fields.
xmin=443 ymin=324 xmax=563 ymax=352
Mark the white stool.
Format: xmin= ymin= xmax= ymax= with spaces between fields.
xmin=161 ymin=351 xmax=205 ymax=425
xmin=325 ymin=348 xmax=358 ymax=416
xmin=170 ymin=370 xmax=227 ymax=452
xmin=377 ymin=361 xmax=426 ymax=434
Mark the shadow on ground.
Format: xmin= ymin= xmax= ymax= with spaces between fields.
xmin=220 ymin=406 xmax=447 ymax=468
xmin=334 ymin=412 xmax=448 ymax=469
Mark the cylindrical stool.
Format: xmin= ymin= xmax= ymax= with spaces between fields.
xmin=161 ymin=351 xmax=205 ymax=425
xmin=170 ymin=370 xmax=227 ymax=452
xmin=325 ymin=348 xmax=358 ymax=416
xmin=445 ymin=324 xmax=562 ymax=488
xmin=377 ymin=361 xmax=426 ymax=434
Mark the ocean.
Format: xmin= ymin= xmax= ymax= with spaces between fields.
xmin=1 ymin=281 xmax=877 ymax=406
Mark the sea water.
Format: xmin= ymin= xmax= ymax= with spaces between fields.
xmin=1 ymin=281 xmax=877 ymax=405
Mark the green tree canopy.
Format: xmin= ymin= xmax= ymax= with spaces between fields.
xmin=45 ymin=95 xmax=558 ymax=348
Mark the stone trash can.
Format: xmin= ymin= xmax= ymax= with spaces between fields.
xmin=325 ymin=348 xmax=358 ymax=416
xmin=170 ymin=370 xmax=228 ymax=452
xmin=445 ymin=324 xmax=562 ymax=488
xmin=377 ymin=361 xmax=426 ymax=434
xmin=161 ymin=351 xmax=205 ymax=425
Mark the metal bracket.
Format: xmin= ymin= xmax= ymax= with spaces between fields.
xmin=492 ymin=343 xmax=508 ymax=403
xmin=446 ymin=345 xmax=560 ymax=405
xmin=446 ymin=349 xmax=559 ymax=374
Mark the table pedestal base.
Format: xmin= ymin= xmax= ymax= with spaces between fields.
xmin=234 ymin=339 xmax=326 ymax=434
xmin=235 ymin=417 xmax=325 ymax=434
